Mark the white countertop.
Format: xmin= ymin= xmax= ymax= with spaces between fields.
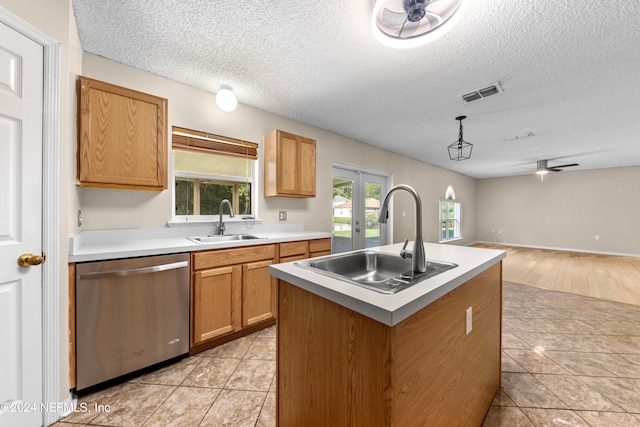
xmin=69 ymin=223 xmax=331 ymax=262
xmin=269 ymin=242 xmax=506 ymax=327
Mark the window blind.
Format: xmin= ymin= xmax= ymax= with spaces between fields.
xmin=171 ymin=126 xmax=258 ymax=159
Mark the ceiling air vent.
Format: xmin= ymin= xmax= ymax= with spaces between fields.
xmin=462 ymin=82 xmax=503 ymax=103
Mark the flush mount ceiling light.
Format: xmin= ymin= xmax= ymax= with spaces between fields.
xmin=447 ymin=115 xmax=472 ymax=161
xmin=216 ymin=85 xmax=237 ymax=112
xmin=372 ymin=0 xmax=465 ymax=48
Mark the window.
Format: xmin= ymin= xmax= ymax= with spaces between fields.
xmin=439 ymin=200 xmax=461 ymax=242
xmin=172 ymin=127 xmax=257 ymax=221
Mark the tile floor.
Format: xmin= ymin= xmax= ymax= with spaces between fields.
xmin=485 ymin=282 xmax=640 ymax=426
xmin=55 ymin=326 xmax=276 ymax=427
xmin=53 ymin=282 xmax=640 ymax=427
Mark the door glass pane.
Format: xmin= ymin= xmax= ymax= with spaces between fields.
xmin=364 ymin=181 xmax=382 ymax=248
xmin=332 ymin=177 xmax=354 ymax=253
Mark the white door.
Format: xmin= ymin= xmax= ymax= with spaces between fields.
xmin=0 ymin=22 xmax=44 ymax=427
xmin=332 ymin=166 xmax=388 ymax=253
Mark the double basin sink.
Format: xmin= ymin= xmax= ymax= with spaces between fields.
xmin=295 ymin=250 xmax=458 ymax=294
xmin=187 ymin=234 xmax=263 ymax=244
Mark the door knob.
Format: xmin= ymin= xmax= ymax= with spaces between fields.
xmin=17 ymin=253 xmax=45 ymax=267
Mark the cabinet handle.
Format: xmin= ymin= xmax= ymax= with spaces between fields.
xmin=77 ymin=261 xmax=188 ymax=280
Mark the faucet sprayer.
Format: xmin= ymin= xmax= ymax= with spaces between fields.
xmin=378 ymin=184 xmax=427 ymax=276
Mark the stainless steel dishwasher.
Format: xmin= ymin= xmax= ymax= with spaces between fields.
xmin=75 ymin=253 xmax=190 ymax=390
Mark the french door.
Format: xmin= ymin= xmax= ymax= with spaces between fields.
xmin=332 ymin=166 xmax=389 ymax=253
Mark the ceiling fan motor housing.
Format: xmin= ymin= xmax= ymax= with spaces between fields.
xmin=404 ymin=0 xmax=427 ymax=22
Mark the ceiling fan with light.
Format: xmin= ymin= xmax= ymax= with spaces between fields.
xmin=536 ymin=159 xmax=579 ymax=174
xmin=372 ymin=0 xmax=464 ymax=47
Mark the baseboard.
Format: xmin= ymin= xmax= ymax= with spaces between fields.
xmin=44 ymin=392 xmax=76 ymax=426
xmin=473 ymin=241 xmax=640 ymax=258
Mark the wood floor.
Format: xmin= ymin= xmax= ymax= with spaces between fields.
xmin=473 ymin=244 xmax=640 ymax=306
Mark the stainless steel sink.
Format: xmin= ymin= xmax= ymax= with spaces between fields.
xmin=295 ymin=250 xmax=458 ymax=294
xmin=187 ymin=234 xmax=263 ymax=244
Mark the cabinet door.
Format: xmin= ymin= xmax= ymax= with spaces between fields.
xmin=193 ymin=265 xmax=241 ymax=344
xmin=298 ymin=137 xmax=316 ymax=196
xmin=77 ymin=76 xmax=168 ymax=191
xmin=276 ymin=132 xmax=300 ymax=195
xmin=242 ymin=260 xmax=276 ymax=327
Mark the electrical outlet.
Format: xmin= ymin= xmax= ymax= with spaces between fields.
xmin=402 ymin=211 xmax=406 ymax=217
xmin=595 ymin=235 xmax=600 ymax=240
xmin=465 ymin=307 xmax=472 ymax=335
xmin=279 ymin=211 xmax=287 ymax=221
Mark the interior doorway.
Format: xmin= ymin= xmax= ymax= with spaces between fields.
xmin=0 ymin=7 xmax=62 ymax=426
xmin=332 ymin=165 xmax=390 ymax=254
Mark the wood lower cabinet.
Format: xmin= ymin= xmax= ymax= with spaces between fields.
xmin=279 ymin=240 xmax=309 ymax=263
xmin=190 ymin=238 xmax=331 ymax=354
xmin=242 ymin=260 xmax=276 ymax=327
xmin=190 ymin=244 xmax=276 ymax=353
xmin=192 ymin=265 xmax=242 ymax=343
xmin=278 ymin=238 xmax=331 ymax=263
xmin=309 ymin=238 xmax=331 ymax=258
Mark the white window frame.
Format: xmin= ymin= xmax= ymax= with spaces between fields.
xmin=171 ymin=152 xmax=258 ymax=224
xmin=439 ymin=199 xmax=462 ymax=243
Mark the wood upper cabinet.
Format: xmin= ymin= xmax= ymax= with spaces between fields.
xmin=264 ymin=129 xmax=316 ymax=197
xmin=77 ymin=76 xmax=168 ymax=191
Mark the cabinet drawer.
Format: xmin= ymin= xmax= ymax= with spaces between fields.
xmin=280 ymin=254 xmax=309 ymax=263
xmin=309 ymin=238 xmax=331 ymax=253
xmin=193 ymin=244 xmax=276 ymax=270
xmin=310 ymin=250 xmax=331 ymax=258
xmin=279 ymin=241 xmax=308 ymax=258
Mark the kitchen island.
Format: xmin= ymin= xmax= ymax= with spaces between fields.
xmin=269 ymin=242 xmax=506 ymax=426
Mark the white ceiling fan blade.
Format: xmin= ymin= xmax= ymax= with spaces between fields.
xmin=424 ymin=11 xmax=444 ymax=27
xmin=398 ymin=20 xmax=420 ymax=38
xmin=381 ymin=8 xmax=408 ymax=27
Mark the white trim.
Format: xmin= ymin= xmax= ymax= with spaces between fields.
xmin=333 ymin=161 xmax=390 ymax=178
xmin=439 ymin=199 xmax=462 ymax=243
xmin=474 ymin=241 xmax=640 ymax=259
xmin=0 ymin=7 xmax=64 ymax=426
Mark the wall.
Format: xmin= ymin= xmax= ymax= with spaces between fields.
xmin=2 ymin=0 xmax=83 ymax=401
xmin=1 ymin=0 xmax=477 ymax=407
xmin=477 ymin=166 xmax=640 ymax=256
xmin=79 ymin=53 xmax=478 ymax=246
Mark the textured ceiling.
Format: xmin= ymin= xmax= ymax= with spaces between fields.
xmin=72 ymin=0 xmax=640 ymax=179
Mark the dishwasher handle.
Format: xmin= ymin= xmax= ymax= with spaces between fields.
xmin=77 ymin=261 xmax=188 ymax=280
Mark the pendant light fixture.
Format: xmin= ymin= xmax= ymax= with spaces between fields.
xmin=447 ymin=115 xmax=472 ymax=161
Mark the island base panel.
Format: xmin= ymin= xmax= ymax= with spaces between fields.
xmin=276 ymin=261 xmax=502 ymax=426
